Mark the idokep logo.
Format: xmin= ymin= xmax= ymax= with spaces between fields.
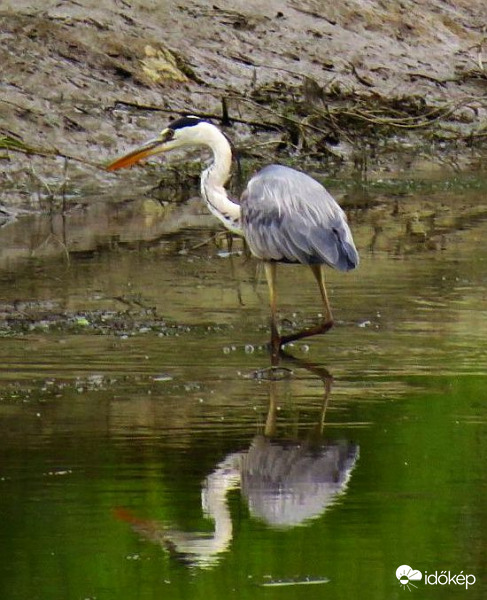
xmin=396 ymin=565 xmax=422 ymax=590
xmin=396 ymin=565 xmax=477 ymax=591
xmin=424 ymin=570 xmax=476 ymax=589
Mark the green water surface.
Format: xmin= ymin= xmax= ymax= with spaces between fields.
xmin=0 ymin=178 xmax=486 ymax=599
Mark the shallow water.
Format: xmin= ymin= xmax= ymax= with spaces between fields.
xmin=1 ymin=177 xmax=487 ymax=599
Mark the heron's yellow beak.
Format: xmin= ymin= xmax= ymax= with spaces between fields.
xmin=106 ymin=130 xmax=172 ymax=171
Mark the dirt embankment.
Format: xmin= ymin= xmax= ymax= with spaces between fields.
xmin=1 ymin=0 xmax=486 ymax=210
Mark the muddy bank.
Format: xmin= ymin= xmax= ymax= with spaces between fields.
xmin=1 ymin=0 xmax=487 ymax=210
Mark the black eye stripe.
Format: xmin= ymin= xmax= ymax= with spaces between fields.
xmin=168 ymin=116 xmax=204 ymax=130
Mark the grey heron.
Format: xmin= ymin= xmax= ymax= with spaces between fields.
xmin=107 ymin=116 xmax=359 ymax=352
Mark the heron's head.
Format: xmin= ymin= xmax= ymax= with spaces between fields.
xmin=106 ymin=116 xmax=215 ymax=171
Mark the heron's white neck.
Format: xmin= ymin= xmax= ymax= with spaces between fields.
xmin=199 ymin=125 xmax=242 ymax=234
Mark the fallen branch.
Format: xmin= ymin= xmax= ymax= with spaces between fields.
xmin=112 ymin=99 xmax=280 ymax=131
xmin=0 ymin=133 xmax=99 ymax=167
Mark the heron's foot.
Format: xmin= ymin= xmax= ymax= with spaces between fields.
xmin=250 ymin=365 xmax=294 ymax=381
xmin=279 ymin=319 xmax=334 ymax=347
xmin=268 ymin=319 xmax=281 ymax=364
xmin=268 ymin=319 xmax=333 ymax=362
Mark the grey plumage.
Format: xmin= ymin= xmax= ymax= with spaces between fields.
xmin=241 ymin=165 xmax=359 ymax=271
xmin=241 ymin=436 xmax=359 ymax=527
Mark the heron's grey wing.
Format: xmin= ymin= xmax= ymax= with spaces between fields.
xmin=241 ymin=165 xmax=359 ymax=271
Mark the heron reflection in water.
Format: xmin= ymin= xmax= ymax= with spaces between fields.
xmin=107 ymin=116 xmax=359 ymax=355
xmin=114 ymin=356 xmax=359 ymax=568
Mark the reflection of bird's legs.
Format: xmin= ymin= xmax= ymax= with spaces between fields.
xmin=264 ymin=381 xmax=278 ymax=437
xmin=264 ymin=262 xmax=280 ymax=361
xmin=279 ymin=265 xmax=334 ymax=346
xmin=318 ymin=371 xmax=332 ymax=435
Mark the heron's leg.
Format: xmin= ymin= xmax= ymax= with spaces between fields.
xmin=279 ymin=264 xmax=334 ymax=347
xmin=264 ymin=262 xmax=280 ymax=360
xmin=310 ymin=264 xmax=333 ymax=325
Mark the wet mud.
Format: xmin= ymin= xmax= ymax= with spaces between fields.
xmin=1 ymin=0 xmax=486 ymax=211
